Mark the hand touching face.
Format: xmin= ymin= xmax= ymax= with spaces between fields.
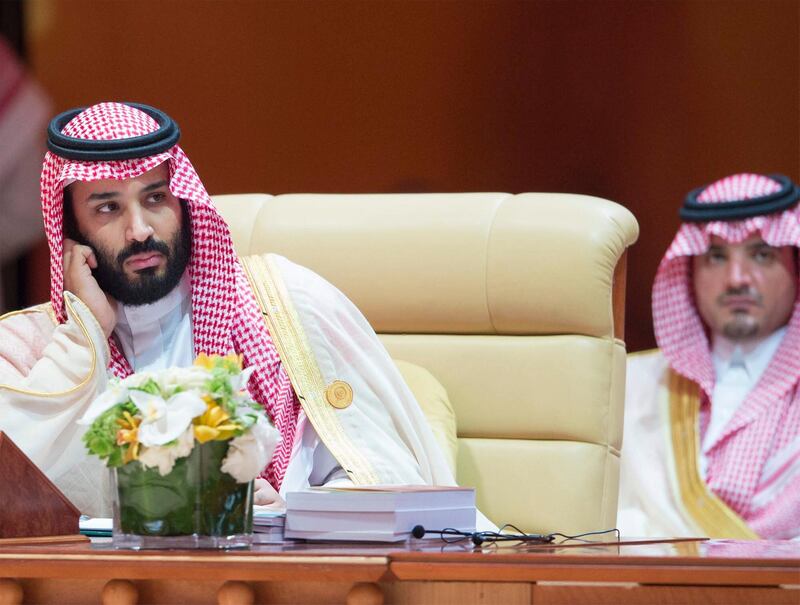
xmin=62 ymin=237 xmax=117 ymax=337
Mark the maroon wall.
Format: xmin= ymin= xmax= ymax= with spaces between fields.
xmin=25 ymin=1 xmax=799 ymax=350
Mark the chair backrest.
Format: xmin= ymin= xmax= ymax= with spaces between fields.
xmin=213 ymin=192 xmax=639 ymax=534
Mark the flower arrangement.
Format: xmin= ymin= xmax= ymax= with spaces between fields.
xmin=79 ymin=354 xmax=280 ymax=548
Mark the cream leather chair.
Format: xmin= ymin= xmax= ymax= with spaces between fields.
xmin=213 ymin=193 xmax=639 ymax=535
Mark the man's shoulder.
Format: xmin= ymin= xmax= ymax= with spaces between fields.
xmin=0 ymin=303 xmax=58 ymax=372
xmin=241 ymin=253 xmax=349 ymax=308
xmin=625 ymin=347 xmax=670 ymax=398
xmin=627 ymin=347 xmax=666 ymax=366
xmin=0 ymin=302 xmax=57 ymax=330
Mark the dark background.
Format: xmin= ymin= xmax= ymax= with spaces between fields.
xmin=6 ymin=0 xmax=800 ymax=351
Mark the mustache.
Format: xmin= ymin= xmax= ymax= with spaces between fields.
xmin=716 ymin=286 xmax=762 ymax=306
xmin=116 ymin=237 xmax=171 ymax=266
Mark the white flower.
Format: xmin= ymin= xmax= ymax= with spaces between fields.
xmin=132 ymin=390 xmax=207 ymax=446
xmin=220 ymin=416 xmax=281 ymax=483
xmin=120 ymin=370 xmax=156 ymax=389
xmin=156 ymin=366 xmax=210 ymax=395
xmin=138 ymin=427 xmax=196 ymax=476
xmin=77 ymin=382 xmax=130 ymax=425
xmin=229 ymin=365 xmax=256 ymax=393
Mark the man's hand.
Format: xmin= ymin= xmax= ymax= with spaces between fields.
xmin=63 ymin=238 xmax=117 ymax=337
xmin=254 ymin=477 xmax=285 ymax=509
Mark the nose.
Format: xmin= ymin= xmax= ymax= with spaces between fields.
xmin=726 ymin=256 xmax=753 ymax=289
xmin=126 ymin=204 xmax=154 ymax=242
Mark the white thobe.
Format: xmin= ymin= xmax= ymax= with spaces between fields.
xmin=113 ymin=274 xmax=344 ymax=493
xmin=700 ymin=328 xmax=786 ymax=479
xmin=620 ymin=328 xmax=788 ymax=538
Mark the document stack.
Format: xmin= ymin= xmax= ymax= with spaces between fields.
xmin=285 ymin=485 xmax=476 ymax=542
xmin=252 ymin=507 xmax=286 ymax=544
xmin=79 ymin=516 xmax=112 ymax=538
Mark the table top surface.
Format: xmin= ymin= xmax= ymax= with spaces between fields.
xmin=1 ymin=536 xmax=798 ymax=563
xmin=1 ymin=537 xmax=798 ymax=585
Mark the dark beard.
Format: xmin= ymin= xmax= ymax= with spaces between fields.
xmin=67 ymin=206 xmax=192 ymax=306
xmin=722 ymin=314 xmax=759 ymax=340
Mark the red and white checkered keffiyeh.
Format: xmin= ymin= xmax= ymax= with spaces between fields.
xmin=653 ymin=173 xmax=800 ymax=537
xmin=40 ymin=102 xmax=299 ymax=488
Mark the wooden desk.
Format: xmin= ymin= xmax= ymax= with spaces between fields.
xmin=0 ymin=538 xmax=797 ymax=604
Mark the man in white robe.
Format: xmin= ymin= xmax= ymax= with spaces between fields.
xmin=0 ymin=102 xmax=455 ymax=517
xmin=619 ymin=173 xmax=800 ymax=539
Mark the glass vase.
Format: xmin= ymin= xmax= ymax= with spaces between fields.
xmin=111 ymin=440 xmax=253 ymax=549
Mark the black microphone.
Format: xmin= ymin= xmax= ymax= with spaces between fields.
xmin=411 ymin=525 xmax=485 ymax=545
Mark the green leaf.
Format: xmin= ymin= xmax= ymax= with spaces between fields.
xmin=115 ymin=441 xmax=253 ymax=536
xmin=132 ymin=378 xmax=161 ymax=396
xmin=83 ymin=400 xmax=140 ymax=467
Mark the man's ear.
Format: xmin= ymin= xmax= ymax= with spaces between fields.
xmin=62 ymin=185 xmax=81 ymax=241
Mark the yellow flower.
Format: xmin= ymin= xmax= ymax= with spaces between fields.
xmin=193 ymin=353 xmax=243 ymax=371
xmin=193 ymin=399 xmax=241 ymax=443
xmin=222 ymin=353 xmax=244 ymax=370
xmin=193 ymin=353 xmax=215 ymax=370
xmin=116 ymin=411 xmax=142 ymax=463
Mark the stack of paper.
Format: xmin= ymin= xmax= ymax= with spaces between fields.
xmin=79 ymin=516 xmax=112 ymax=538
xmin=285 ymin=485 xmax=476 ymax=542
xmin=252 ymin=507 xmax=286 ymax=543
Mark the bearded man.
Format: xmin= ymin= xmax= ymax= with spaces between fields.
xmin=0 ymin=102 xmax=454 ymax=516
xmin=619 ymin=173 xmax=800 ymax=540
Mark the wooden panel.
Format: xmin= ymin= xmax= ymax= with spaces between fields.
xmin=0 ymin=538 xmax=797 ymax=604
xmin=22 ymin=1 xmax=800 ymax=352
xmin=14 ymin=579 xmax=531 ymax=605
xmin=613 ymin=251 xmax=627 ymax=341
xmin=15 ymin=579 xmax=369 ymax=605
xmin=18 ymin=578 xmax=110 ymax=605
xmin=0 ymin=535 xmax=87 ymax=547
xmin=11 ymin=579 xmax=798 ymax=605
xmin=0 ymin=552 xmax=388 ymax=582
xmin=0 ymin=432 xmax=81 ymax=539
xmin=532 ymin=583 xmax=799 ymax=605
xmin=389 ymin=561 xmax=799 ymax=587
xmin=388 ymin=581 xmax=530 ymax=605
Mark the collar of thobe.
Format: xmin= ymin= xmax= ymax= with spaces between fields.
xmin=113 ymin=272 xmax=192 ymax=371
xmin=116 ymin=272 xmax=190 ymax=329
xmin=711 ymin=326 xmax=787 ymax=383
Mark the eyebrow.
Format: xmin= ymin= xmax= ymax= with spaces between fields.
xmin=141 ymin=179 xmax=169 ymax=193
xmin=85 ymin=180 xmax=169 ymax=202
xmin=86 ymin=190 xmax=120 ymax=202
